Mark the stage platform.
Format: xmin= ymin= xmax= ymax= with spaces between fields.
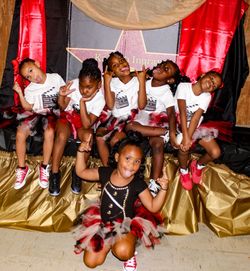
xmin=0 ymin=149 xmax=249 ymax=237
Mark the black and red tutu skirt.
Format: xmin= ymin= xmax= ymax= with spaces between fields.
xmin=95 ymin=108 xmax=139 ymax=141
xmin=72 ymin=200 xmax=166 ymax=254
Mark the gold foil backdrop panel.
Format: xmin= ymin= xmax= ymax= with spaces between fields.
xmin=71 ymin=0 xmax=206 ymax=30
xmin=0 ymin=151 xmax=250 ymax=237
xmin=0 ymin=152 xmax=87 ymax=232
xmin=161 ymin=154 xmax=199 ymax=235
xmin=198 ymin=163 xmax=250 ymax=237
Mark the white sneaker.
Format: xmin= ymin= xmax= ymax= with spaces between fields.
xmin=38 ymin=164 xmax=50 ymax=189
xmin=148 ymin=179 xmax=161 ymax=197
xmin=123 ymin=254 xmax=137 ymax=271
xmin=14 ymin=166 xmax=30 ymax=189
xmin=160 ymin=130 xmax=169 ymax=143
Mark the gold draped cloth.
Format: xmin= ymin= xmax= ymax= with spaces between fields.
xmin=0 ymin=151 xmax=249 ymax=237
xmin=71 ymin=0 xmax=206 ymax=30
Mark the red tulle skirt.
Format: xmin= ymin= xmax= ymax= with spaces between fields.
xmin=72 ymin=200 xmax=166 ymax=253
xmin=59 ymin=111 xmax=82 ymax=139
xmin=135 ymin=111 xmax=169 ymax=128
xmin=96 ymin=108 xmax=138 ymax=141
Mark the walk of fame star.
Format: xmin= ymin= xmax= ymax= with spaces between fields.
xmin=67 ymin=30 xmax=177 ymax=72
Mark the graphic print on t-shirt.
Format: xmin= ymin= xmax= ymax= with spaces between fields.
xmin=115 ymin=90 xmax=129 ymax=109
xmin=42 ymin=87 xmax=58 ymax=108
xmin=145 ymin=97 xmax=157 ymax=111
xmin=186 ymin=103 xmax=199 ymax=122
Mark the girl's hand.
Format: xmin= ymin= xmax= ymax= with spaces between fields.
xmin=78 ymin=134 xmax=92 ymax=153
xmin=180 ymin=134 xmax=192 ymax=151
xmin=103 ymin=66 xmax=113 ymax=84
xmin=135 ymin=65 xmax=148 ymax=82
xmin=13 ymin=82 xmax=22 ymax=95
xmin=156 ymin=167 xmax=169 ymax=191
xmin=59 ymin=81 xmax=76 ymax=97
xmin=80 ymin=89 xmax=98 ymax=102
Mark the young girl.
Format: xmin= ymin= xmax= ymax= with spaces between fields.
xmin=73 ymin=132 xmax=168 ymax=270
xmin=13 ymin=58 xmax=65 ymax=190
xmin=49 ymin=58 xmax=105 ymax=196
xmin=96 ymin=51 xmax=147 ymax=166
xmin=126 ymin=60 xmax=185 ymax=196
xmin=175 ymin=70 xmax=223 ymax=190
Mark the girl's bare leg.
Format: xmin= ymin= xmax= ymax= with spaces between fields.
xmin=197 ymin=138 xmax=221 ymax=164
xmin=109 ymin=131 xmax=126 ymax=147
xmin=83 ymin=245 xmax=110 ymax=268
xmin=111 ymin=232 xmax=137 ymax=261
xmin=51 ymin=121 xmax=71 ymax=173
xmin=77 ymin=128 xmax=93 ymax=163
xmin=149 ymin=137 xmax=165 ymax=180
xmin=96 ymin=127 xmax=110 ymax=166
xmin=16 ymin=126 xmax=30 ymax=167
xmin=178 ymin=149 xmax=190 ymax=169
xmin=42 ymin=125 xmax=55 ymax=165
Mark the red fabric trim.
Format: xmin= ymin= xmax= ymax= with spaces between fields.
xmin=177 ymin=0 xmax=249 ymax=81
xmin=13 ymin=0 xmax=47 ymax=106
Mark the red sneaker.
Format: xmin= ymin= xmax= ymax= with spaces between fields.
xmin=14 ymin=166 xmax=30 ymax=190
xmin=39 ymin=164 xmax=50 ymax=189
xmin=179 ymin=170 xmax=193 ymax=190
xmin=123 ymin=254 xmax=137 ymax=271
xmin=190 ymin=160 xmax=203 ymax=184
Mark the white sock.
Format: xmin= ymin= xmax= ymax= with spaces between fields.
xmin=197 ymin=163 xmax=205 ymax=170
xmin=180 ymin=168 xmax=189 ymax=174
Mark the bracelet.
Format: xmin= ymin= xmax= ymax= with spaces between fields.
xmin=161 ymin=187 xmax=168 ymax=191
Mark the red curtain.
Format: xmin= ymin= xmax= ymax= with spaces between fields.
xmin=177 ymin=0 xmax=248 ymax=81
xmin=12 ymin=0 xmax=46 ymax=106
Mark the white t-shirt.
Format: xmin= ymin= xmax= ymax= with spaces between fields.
xmin=135 ymin=79 xmax=175 ymax=125
xmin=65 ymin=78 xmax=105 ymax=117
xmin=110 ymin=76 xmax=139 ymax=118
xmin=24 ymin=73 xmax=65 ymax=113
xmin=174 ymin=82 xmax=211 ymax=127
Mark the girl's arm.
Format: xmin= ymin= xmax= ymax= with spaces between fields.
xmin=58 ymin=81 xmax=75 ymax=110
xmin=167 ymin=106 xmax=178 ymax=149
xmin=13 ymin=82 xmax=33 ymax=111
xmin=80 ymin=98 xmax=98 ymax=129
xmin=139 ymin=169 xmax=169 ymax=213
xmin=177 ymin=99 xmax=192 ymax=150
xmin=75 ymin=135 xmax=99 ymax=181
xmin=135 ymin=65 xmax=147 ymax=109
xmin=187 ymin=108 xmax=204 ymax=138
xmin=103 ymin=67 xmax=115 ymax=110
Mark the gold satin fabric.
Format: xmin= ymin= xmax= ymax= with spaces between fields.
xmin=0 ymin=150 xmax=249 ymax=237
xmin=71 ymin=0 xmax=206 ymax=30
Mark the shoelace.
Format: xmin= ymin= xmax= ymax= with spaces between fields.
xmin=40 ymin=167 xmax=49 ymax=181
xmin=16 ymin=168 xmax=27 ymax=183
xmin=124 ymin=256 xmax=136 ymax=269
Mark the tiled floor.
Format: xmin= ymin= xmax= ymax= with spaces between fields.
xmin=0 ymin=224 xmax=249 ymax=271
